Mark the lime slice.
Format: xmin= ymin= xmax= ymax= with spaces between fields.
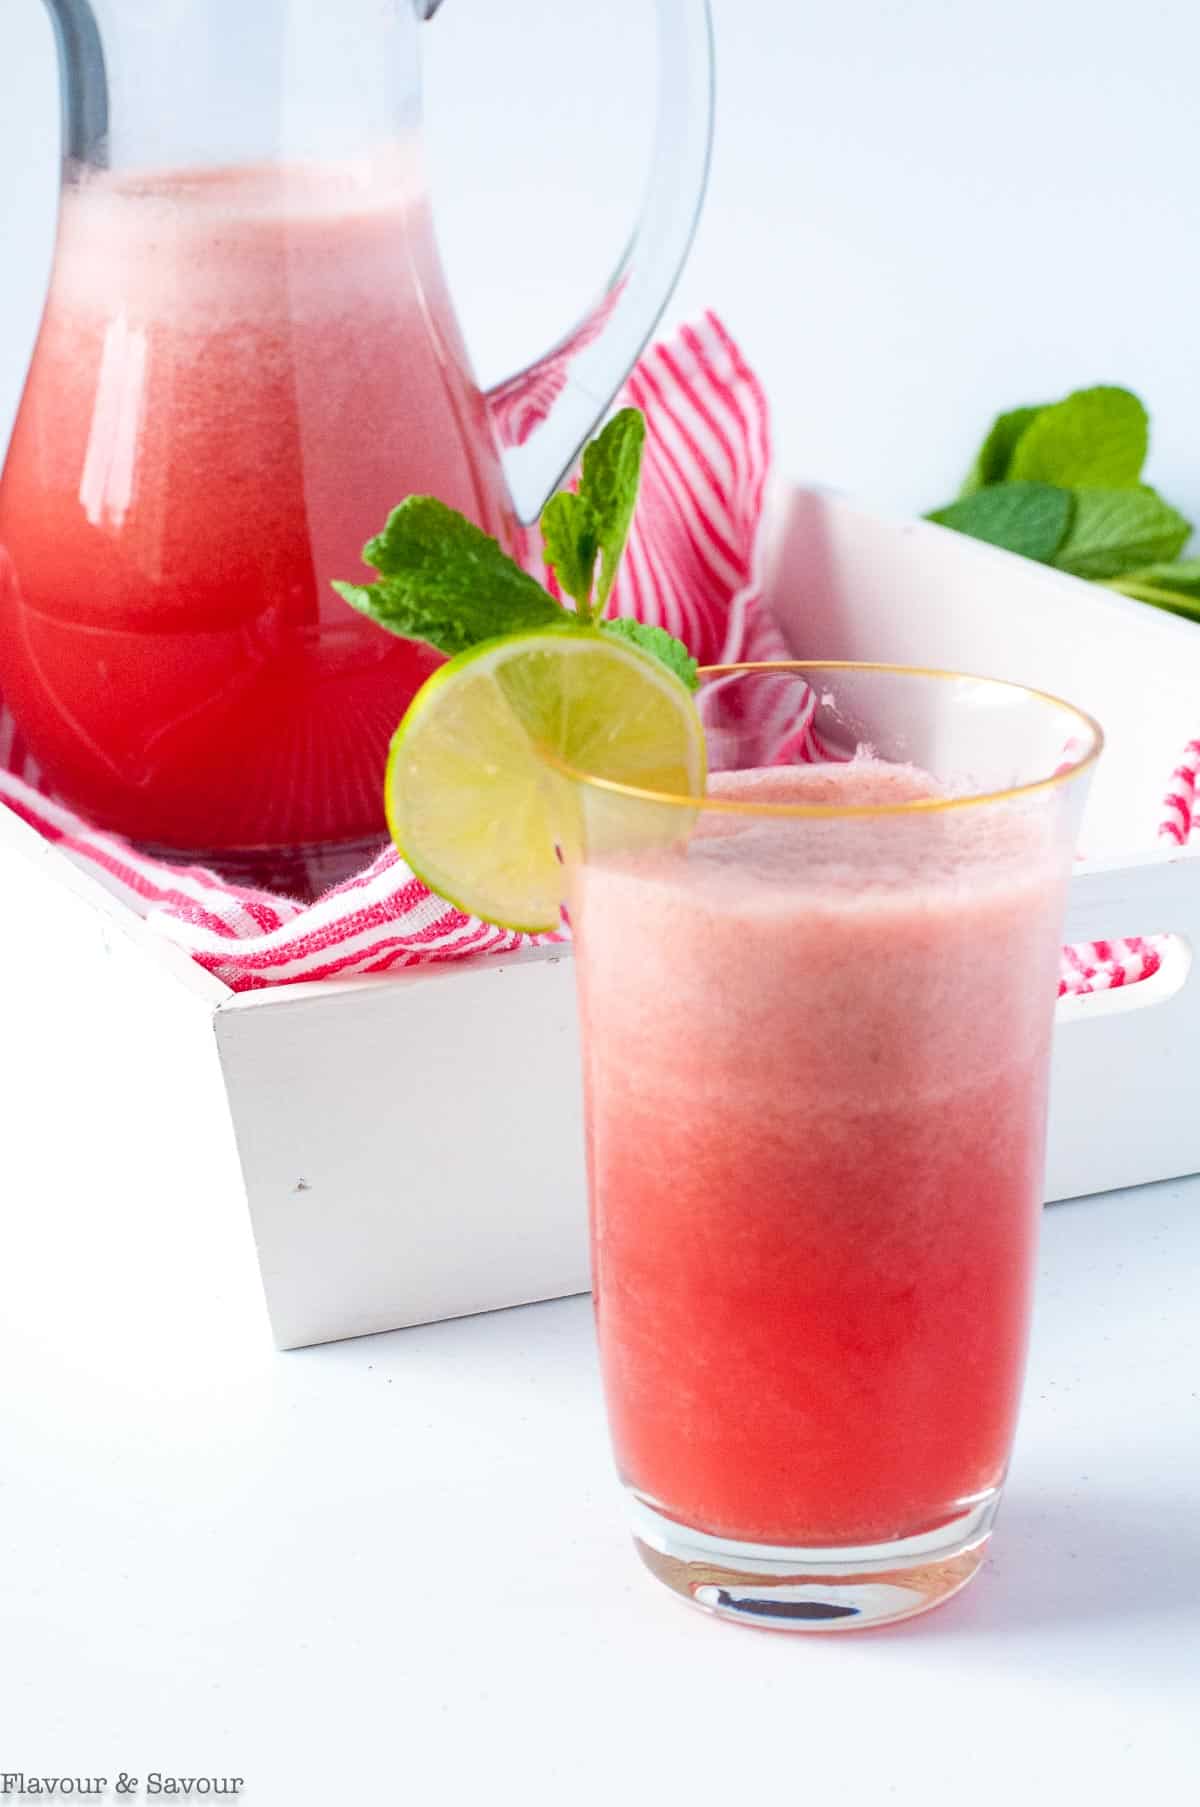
xmin=384 ymin=628 xmax=707 ymax=931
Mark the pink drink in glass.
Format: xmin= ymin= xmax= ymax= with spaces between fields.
xmin=578 ymin=762 xmax=1063 ymax=1544
xmin=562 ymin=668 xmax=1099 ymax=1629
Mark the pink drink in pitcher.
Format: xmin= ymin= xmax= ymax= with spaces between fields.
xmin=0 ymin=158 xmax=508 ymax=870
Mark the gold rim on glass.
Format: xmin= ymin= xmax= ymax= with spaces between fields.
xmin=539 ymin=661 xmax=1105 ymax=817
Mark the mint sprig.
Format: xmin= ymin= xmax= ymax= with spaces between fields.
xmin=960 ymin=405 xmax=1046 ymax=495
xmin=600 ymin=617 xmax=698 ymax=690
xmin=1053 ymin=486 xmax=1190 ymax=580
xmin=927 ymin=384 xmax=1198 ymax=620
xmin=539 ymin=494 xmax=599 ymax=616
xmin=334 ymin=500 xmax=564 ymax=655
xmin=335 ymin=408 xmax=698 ymax=689
xmin=542 ymin=409 xmax=647 ymax=619
xmin=1097 ymin=559 xmax=1200 ymax=621
xmin=927 ymin=482 xmax=1073 ymax=563
xmin=1008 ymin=387 xmax=1148 ymax=489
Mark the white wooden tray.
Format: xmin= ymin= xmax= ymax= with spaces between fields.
xmin=2 ymin=485 xmax=1197 ymax=1348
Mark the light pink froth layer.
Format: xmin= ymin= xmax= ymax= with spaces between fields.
xmin=52 ymin=148 xmax=428 ymax=326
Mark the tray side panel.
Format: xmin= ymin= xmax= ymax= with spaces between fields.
xmin=1048 ymin=853 xmax=1200 ymax=1200
xmin=214 ymin=948 xmax=589 ymax=1349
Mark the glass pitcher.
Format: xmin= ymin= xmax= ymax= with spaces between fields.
xmin=0 ymin=0 xmax=713 ymax=893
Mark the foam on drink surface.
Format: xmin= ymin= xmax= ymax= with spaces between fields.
xmin=595 ymin=759 xmax=1063 ymax=928
xmin=50 ymin=148 xmax=429 ymax=327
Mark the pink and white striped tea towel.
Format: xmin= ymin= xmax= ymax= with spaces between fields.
xmin=0 ymin=312 xmax=1193 ymax=994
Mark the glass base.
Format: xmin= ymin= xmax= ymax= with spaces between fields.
xmin=628 ymin=1489 xmax=1001 ymax=1632
xmin=136 ymin=833 xmax=387 ymax=900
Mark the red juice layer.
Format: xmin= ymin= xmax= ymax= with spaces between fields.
xmin=572 ymin=763 xmax=1067 ymax=1548
xmin=0 ymin=152 xmax=511 ymax=853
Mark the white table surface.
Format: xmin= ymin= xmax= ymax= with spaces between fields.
xmin=1 ymin=1168 xmax=1197 ymax=1804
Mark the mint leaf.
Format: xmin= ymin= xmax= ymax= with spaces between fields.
xmin=601 ymin=617 xmax=699 ymax=690
xmin=541 ymin=490 xmax=599 ymax=612
xmin=580 ymin=408 xmax=646 ymax=611
xmin=333 ymin=411 xmax=705 ymax=692
xmin=927 ymin=482 xmax=1074 ymax=562
xmin=1009 ymin=386 xmax=1148 ymax=488
xmin=1107 ymin=562 xmax=1200 ymax=622
xmin=335 ymin=497 xmax=564 ymax=655
xmin=541 ymin=409 xmax=646 ymax=619
xmin=1052 ymin=486 xmax=1192 ymax=580
xmin=1114 ymin=558 xmax=1200 ymax=600
xmin=960 ymin=405 xmax=1046 ymax=496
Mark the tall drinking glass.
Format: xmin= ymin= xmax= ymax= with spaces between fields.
xmin=552 ymin=663 xmax=1101 ymax=1631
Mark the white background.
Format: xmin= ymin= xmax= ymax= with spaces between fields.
xmin=4 ymin=0 xmax=1200 ymax=520
xmin=1 ymin=6 xmax=1198 ymax=1803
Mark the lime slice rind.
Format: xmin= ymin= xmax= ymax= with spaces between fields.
xmin=384 ymin=630 xmax=706 ymax=931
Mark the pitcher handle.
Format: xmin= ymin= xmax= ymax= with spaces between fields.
xmin=44 ymin=0 xmax=110 ymax=166
xmin=464 ymin=0 xmax=716 ymax=525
